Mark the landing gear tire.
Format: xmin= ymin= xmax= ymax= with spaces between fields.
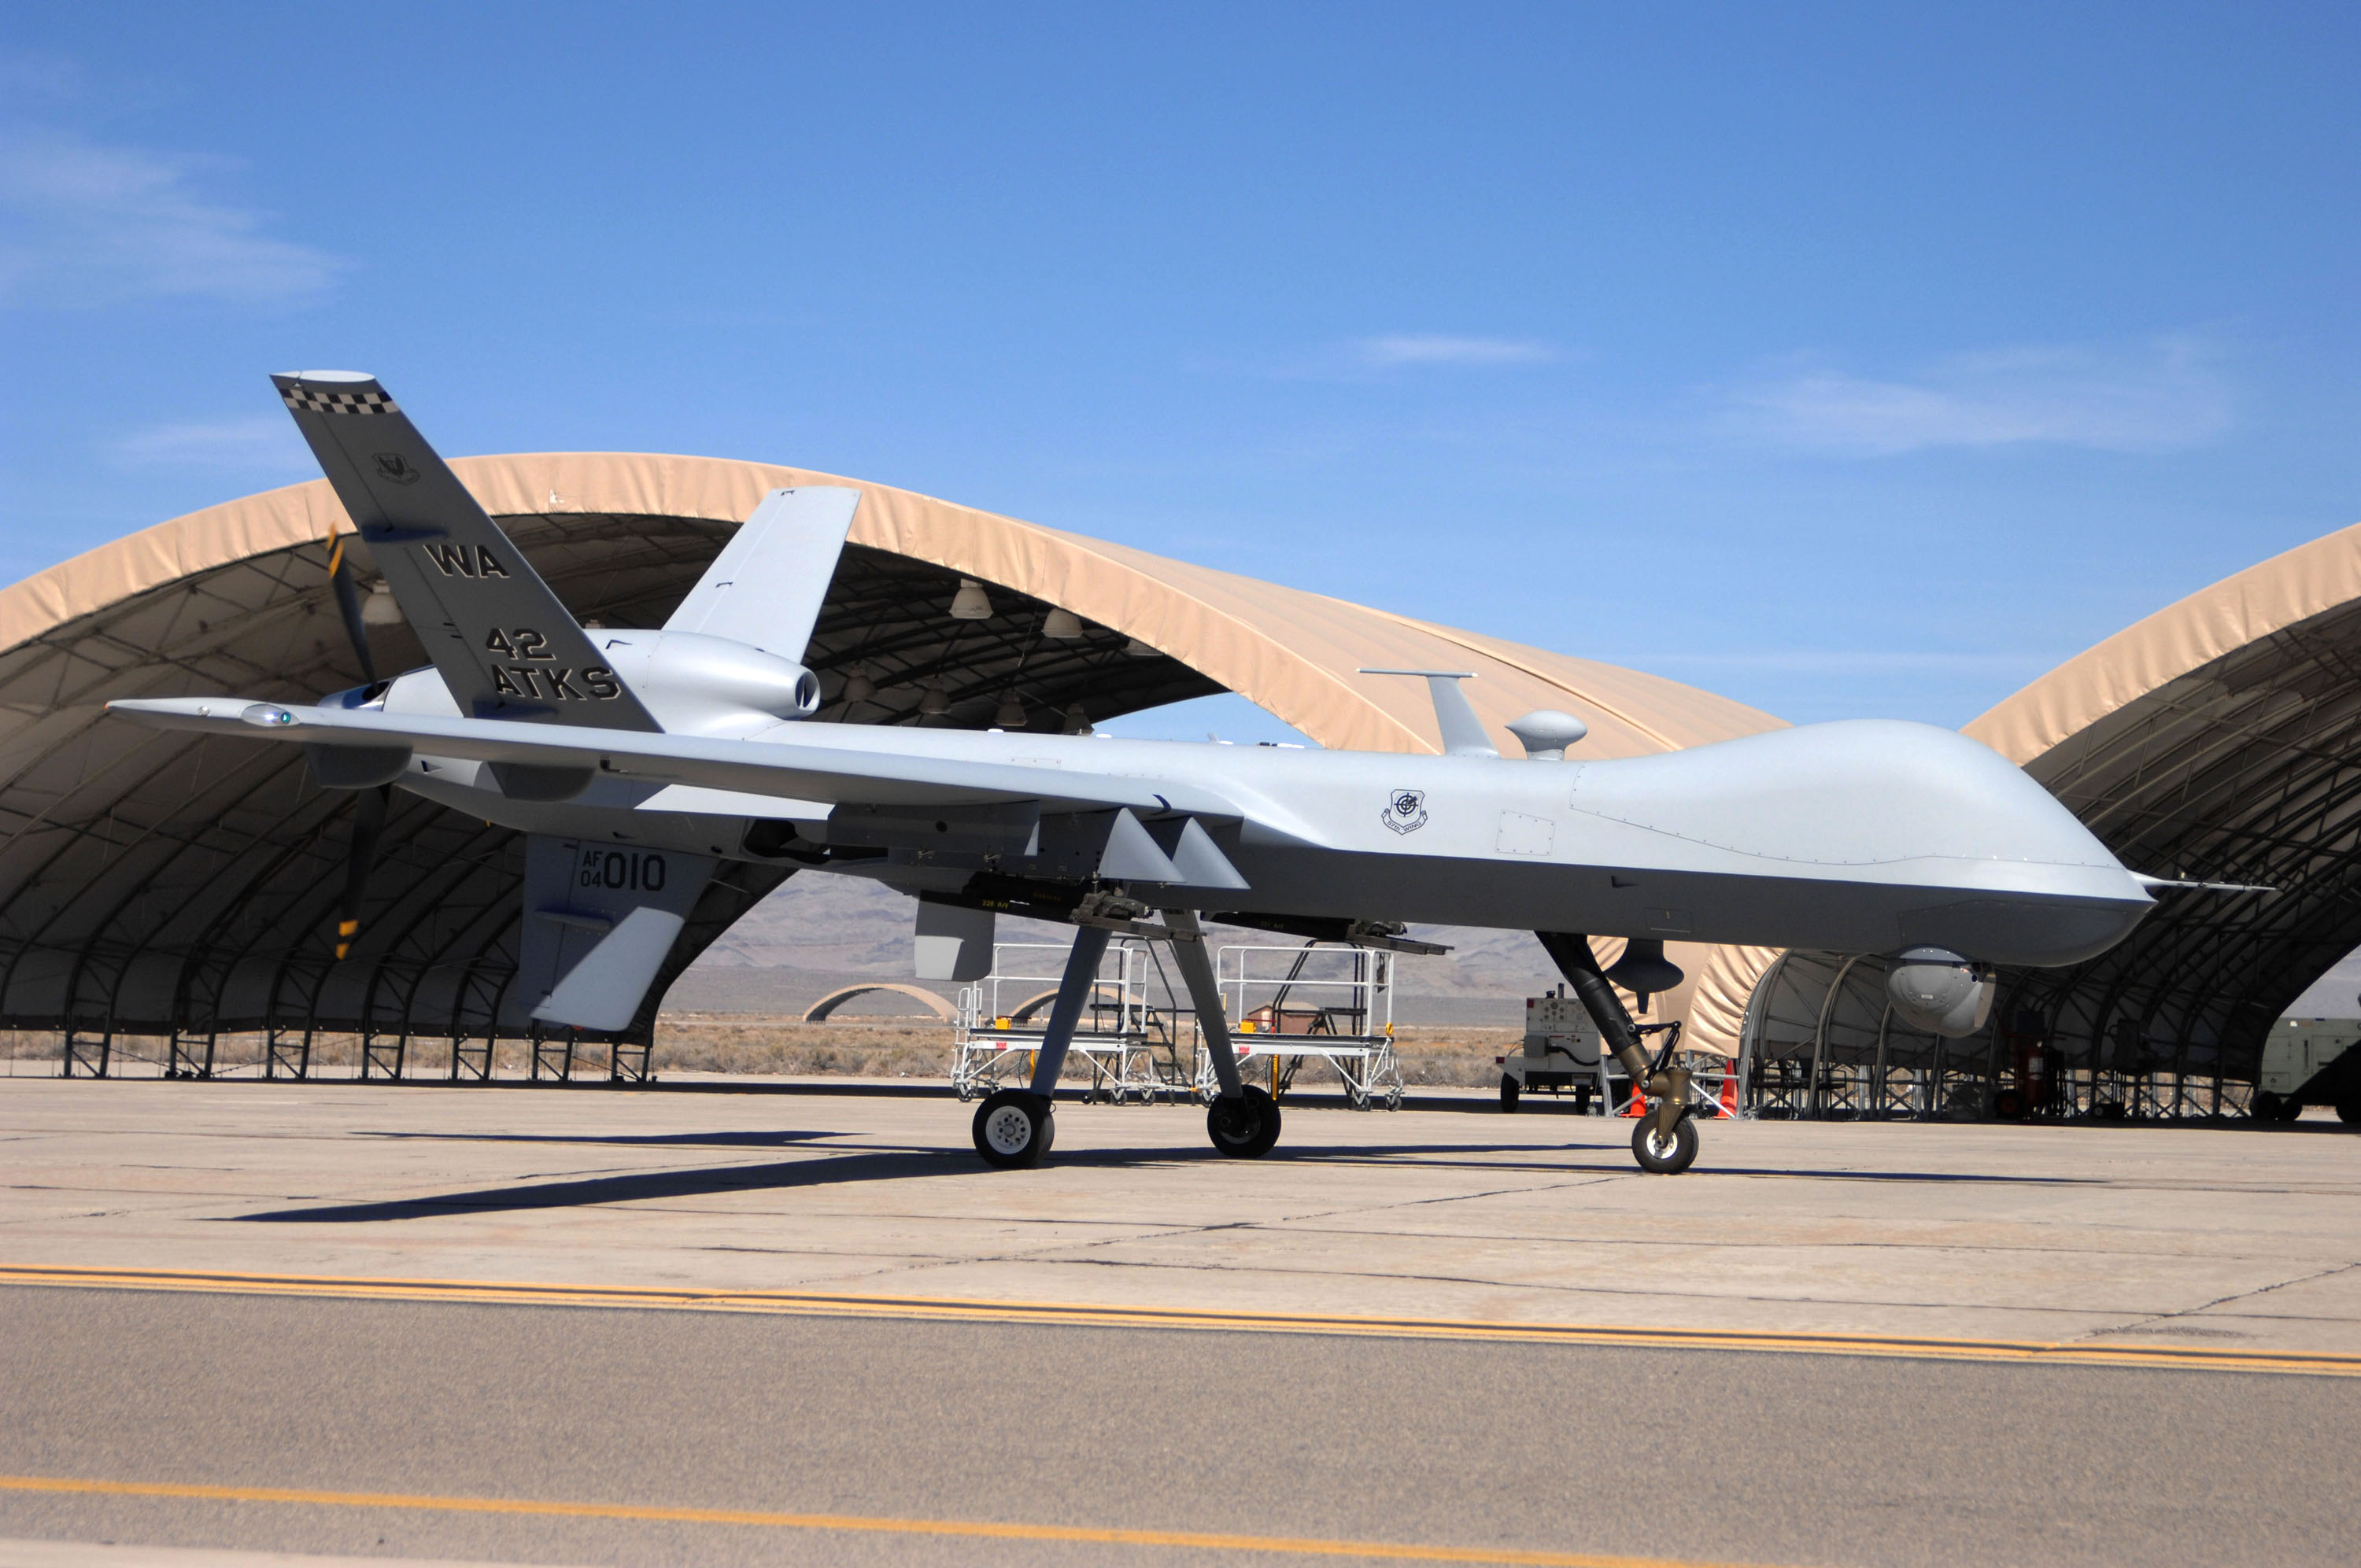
xmin=2254 ymin=1090 xmax=2285 ymax=1122
xmin=2278 ymin=1095 xmax=2306 ymax=1123
xmin=1631 ymin=1113 xmax=1698 ymax=1175
xmin=2337 ymin=1085 xmax=2361 ymax=1127
xmin=974 ymin=1090 xmax=1054 ymax=1168
xmin=1207 ymin=1084 xmax=1282 ymax=1159
xmin=1499 ymin=1073 xmax=1520 ymax=1112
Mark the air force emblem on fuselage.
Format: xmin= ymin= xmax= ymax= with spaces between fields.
xmin=1382 ymin=788 xmax=1429 ymax=835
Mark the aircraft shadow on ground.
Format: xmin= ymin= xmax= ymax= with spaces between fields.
xmin=356 ymin=1130 xmax=844 ymax=1149
xmin=232 ymin=1137 xmax=2100 ymax=1223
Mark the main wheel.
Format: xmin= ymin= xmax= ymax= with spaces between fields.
xmin=1499 ymin=1073 xmax=1520 ymax=1112
xmin=1631 ymin=1113 xmax=1698 ymax=1175
xmin=2252 ymin=1090 xmax=2283 ymax=1121
xmin=2278 ymin=1094 xmax=2306 ymax=1123
xmin=1206 ymin=1084 xmax=1282 ymax=1159
xmin=2337 ymin=1084 xmax=2361 ymax=1126
xmin=973 ymin=1090 xmax=1054 ymax=1168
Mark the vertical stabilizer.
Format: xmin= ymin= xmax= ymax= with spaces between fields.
xmin=273 ymin=371 xmax=663 ymax=731
xmin=664 ymin=487 xmax=859 ymax=660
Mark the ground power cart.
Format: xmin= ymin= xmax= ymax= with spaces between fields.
xmin=1498 ymin=991 xmax=1604 ymax=1113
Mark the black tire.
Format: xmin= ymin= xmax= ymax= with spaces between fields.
xmin=2337 ymin=1088 xmax=2361 ymax=1127
xmin=1992 ymin=1087 xmax=2026 ymax=1121
xmin=2253 ymin=1090 xmax=2284 ymax=1122
xmin=973 ymin=1090 xmax=1053 ymax=1168
xmin=1574 ymin=1084 xmax=1593 ymax=1116
xmin=1207 ymin=1084 xmax=1282 ymax=1158
xmin=2278 ymin=1095 xmax=2306 ymax=1123
xmin=1499 ymin=1073 xmax=1520 ymax=1112
xmin=1631 ymin=1113 xmax=1699 ymax=1175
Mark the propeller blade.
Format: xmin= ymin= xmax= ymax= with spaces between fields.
xmin=334 ymin=783 xmax=390 ymax=961
xmin=325 ymin=533 xmax=378 ymax=684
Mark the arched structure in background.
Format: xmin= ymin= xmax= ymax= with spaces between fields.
xmin=1697 ymin=519 xmax=2361 ymax=1116
xmin=0 ymin=452 xmax=1777 ymax=1069
xmin=800 ymin=983 xmax=960 ymax=1024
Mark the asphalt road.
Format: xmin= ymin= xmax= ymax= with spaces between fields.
xmin=2 ymin=1284 xmax=2355 ymax=1567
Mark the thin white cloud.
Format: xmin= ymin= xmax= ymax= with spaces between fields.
xmin=1357 ymin=334 xmax=1557 ymax=368
xmin=1195 ymin=333 xmax=1566 ymax=382
xmin=0 ymin=127 xmax=345 ymax=307
xmin=108 ymin=415 xmax=312 ymax=474
xmin=1731 ymin=337 xmax=2234 ymax=456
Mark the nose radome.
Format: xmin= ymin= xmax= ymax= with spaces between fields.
xmin=1576 ymin=720 xmax=2128 ymax=871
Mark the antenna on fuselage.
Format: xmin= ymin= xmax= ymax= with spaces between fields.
xmin=1358 ymin=669 xmax=1497 ymax=758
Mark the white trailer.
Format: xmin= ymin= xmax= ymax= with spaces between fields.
xmin=2256 ymin=1019 xmax=2361 ymax=1123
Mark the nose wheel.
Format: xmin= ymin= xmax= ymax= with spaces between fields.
xmin=1631 ymin=1113 xmax=1698 ymax=1175
xmin=1206 ymin=1084 xmax=1282 ymax=1158
xmin=973 ymin=1089 xmax=1055 ymax=1168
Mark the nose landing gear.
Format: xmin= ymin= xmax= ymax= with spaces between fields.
xmin=1538 ymin=931 xmax=1705 ymax=1175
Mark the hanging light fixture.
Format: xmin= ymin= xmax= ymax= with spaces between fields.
xmin=361 ymin=581 xmax=403 ymax=626
xmin=919 ymin=680 xmax=951 ymax=717
xmin=1042 ymin=607 xmax=1084 ymax=640
xmin=1125 ymin=637 xmax=1158 ymax=658
xmin=1062 ymin=702 xmax=1092 ymax=736
xmin=993 ymin=692 xmax=1026 ymax=729
xmin=841 ymin=662 xmax=875 ymax=703
xmin=948 ymin=578 xmax=993 ymax=620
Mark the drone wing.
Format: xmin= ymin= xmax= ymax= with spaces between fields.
xmin=274 ymin=371 xmax=663 ymax=732
xmin=105 ymin=696 xmax=1245 ymax=822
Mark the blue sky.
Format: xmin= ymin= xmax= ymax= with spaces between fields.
xmin=4 ymin=2 xmax=2355 ymax=741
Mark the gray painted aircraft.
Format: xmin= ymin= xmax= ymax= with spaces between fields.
xmin=109 ymin=372 xmax=2163 ymax=1173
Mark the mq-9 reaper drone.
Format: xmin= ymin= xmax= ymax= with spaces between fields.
xmin=109 ymin=374 xmax=2163 ymax=1173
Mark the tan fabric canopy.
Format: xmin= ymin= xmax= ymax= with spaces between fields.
xmin=1687 ymin=518 xmax=2361 ymax=1057
xmin=2 ymin=451 xmax=1778 ymax=761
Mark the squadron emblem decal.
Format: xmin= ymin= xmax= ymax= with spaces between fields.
xmin=1381 ymin=788 xmax=1429 ymax=835
xmin=373 ymin=452 xmax=423 ymax=485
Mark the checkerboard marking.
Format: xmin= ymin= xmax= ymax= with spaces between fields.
xmin=279 ymin=385 xmax=399 ymax=415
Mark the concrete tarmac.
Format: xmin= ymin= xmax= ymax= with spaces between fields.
xmin=3 ymin=1079 xmax=2359 ymax=1565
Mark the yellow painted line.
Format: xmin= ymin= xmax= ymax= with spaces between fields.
xmin=0 ymin=1474 xmax=1753 ymax=1566
xmin=2 ymin=1263 xmax=2353 ymax=1378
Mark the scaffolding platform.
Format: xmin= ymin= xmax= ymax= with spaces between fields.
xmin=952 ymin=941 xmax=1191 ymax=1103
xmin=1192 ymin=943 xmax=1404 ymax=1109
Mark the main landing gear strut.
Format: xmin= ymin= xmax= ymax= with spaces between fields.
xmin=970 ymin=908 xmax=1280 ymax=1168
xmin=1536 ymin=932 xmax=1700 ymax=1175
